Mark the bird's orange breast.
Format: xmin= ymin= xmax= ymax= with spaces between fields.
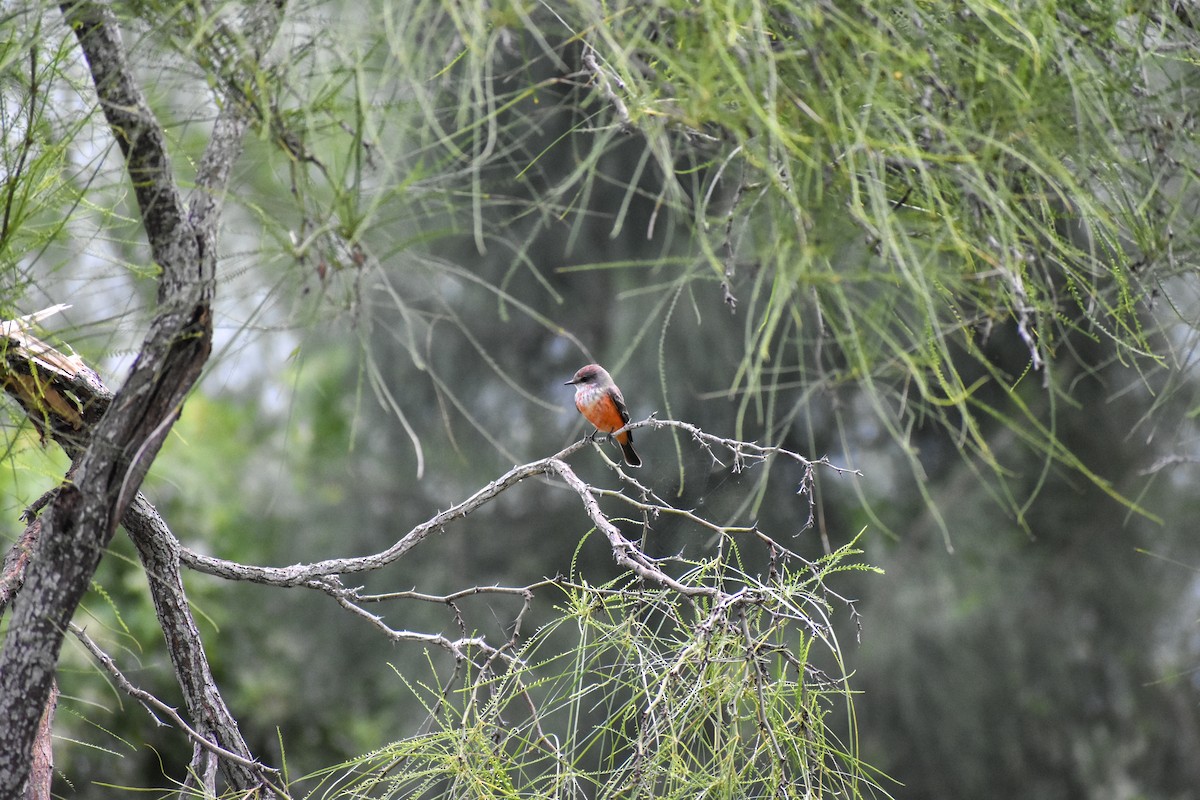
xmin=575 ymin=387 xmax=629 ymax=440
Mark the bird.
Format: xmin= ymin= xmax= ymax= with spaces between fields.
xmin=565 ymin=364 xmax=642 ymax=467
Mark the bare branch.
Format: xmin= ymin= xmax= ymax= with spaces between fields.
xmin=0 ymin=297 xmax=855 ymax=792
xmin=636 ymin=417 xmax=861 ymax=478
xmin=0 ymin=519 xmax=41 ymax=623
xmin=69 ymin=624 xmax=283 ymax=788
xmin=176 ymin=441 xmax=712 ymax=598
xmin=179 ymin=418 xmax=853 ymax=589
xmin=123 ymin=494 xmax=284 ymax=796
xmin=329 ymin=593 xmax=514 ymax=665
xmin=357 ymin=580 xmax=556 ymax=605
xmin=582 ymin=45 xmax=632 ymax=129
xmin=547 ymin=456 xmax=714 ymax=597
xmin=179 ymin=457 xmax=578 ymax=585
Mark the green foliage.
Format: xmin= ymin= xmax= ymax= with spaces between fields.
xmin=0 ymin=17 xmax=87 ymax=303
xmin=0 ymin=423 xmax=68 ymax=533
xmin=302 ymin=0 xmax=1196 ymax=518
xmin=550 ymin=0 xmax=1169 ymax=348
xmin=301 ymin=541 xmax=887 ymax=800
xmin=89 ymin=0 xmax=1190 ymax=525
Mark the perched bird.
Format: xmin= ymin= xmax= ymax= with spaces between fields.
xmin=565 ymin=364 xmax=642 ymax=467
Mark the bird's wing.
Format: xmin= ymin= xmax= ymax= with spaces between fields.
xmin=610 ymin=387 xmax=632 ymax=426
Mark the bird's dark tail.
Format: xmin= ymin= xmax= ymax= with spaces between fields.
xmin=619 ymin=438 xmax=642 ymax=468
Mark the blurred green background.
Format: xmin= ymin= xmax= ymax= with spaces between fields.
xmin=3 ymin=0 xmax=1200 ymax=797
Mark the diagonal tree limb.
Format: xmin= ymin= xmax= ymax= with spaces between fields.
xmin=175 ymin=420 xmax=852 ymax=593
xmin=0 ymin=519 xmax=43 ymax=624
xmin=69 ymin=622 xmax=284 ymax=794
xmin=124 ymin=494 xmax=285 ymax=796
xmin=0 ymin=314 xmax=285 ymax=796
xmin=0 ymin=0 xmax=285 ymax=793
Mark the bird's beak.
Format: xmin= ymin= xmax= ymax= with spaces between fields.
xmin=563 ymin=379 xmax=575 ymax=385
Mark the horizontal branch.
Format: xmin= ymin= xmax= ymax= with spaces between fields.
xmin=178 ymin=453 xmax=582 ymax=585
xmin=179 ymin=418 xmax=853 ymax=593
xmin=357 ymin=580 xmax=554 ymax=604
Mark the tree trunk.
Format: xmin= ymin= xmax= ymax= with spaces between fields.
xmin=0 ymin=0 xmax=284 ymax=792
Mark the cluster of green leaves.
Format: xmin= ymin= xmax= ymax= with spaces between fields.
xmin=301 ymin=539 xmax=885 ymax=800
xmin=569 ymin=3 xmax=1167 ymax=362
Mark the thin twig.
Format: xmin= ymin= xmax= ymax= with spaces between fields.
xmin=69 ymin=624 xmax=283 ymax=785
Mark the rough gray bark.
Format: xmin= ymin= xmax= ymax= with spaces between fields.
xmin=0 ymin=1 xmax=284 ymax=794
xmin=125 ymin=495 xmax=281 ymax=794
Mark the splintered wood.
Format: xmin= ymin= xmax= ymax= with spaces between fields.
xmin=0 ymin=305 xmax=109 ymax=450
